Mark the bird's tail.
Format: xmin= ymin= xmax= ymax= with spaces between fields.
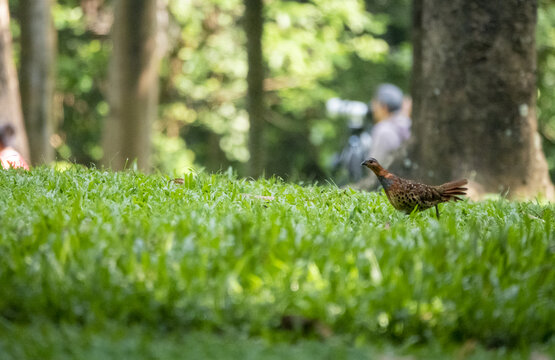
xmin=439 ymin=179 xmax=468 ymax=202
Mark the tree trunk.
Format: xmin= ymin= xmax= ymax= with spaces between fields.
xmin=0 ymin=0 xmax=29 ymax=161
xmin=19 ymin=0 xmax=56 ymax=165
xmin=244 ymin=0 xmax=265 ymax=177
xmin=102 ymin=0 xmax=159 ymax=171
xmin=398 ymin=0 xmax=554 ymax=199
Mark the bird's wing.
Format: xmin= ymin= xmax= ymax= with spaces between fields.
xmin=405 ymin=181 xmax=442 ymax=210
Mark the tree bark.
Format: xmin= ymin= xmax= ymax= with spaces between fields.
xmin=19 ymin=0 xmax=56 ymax=165
xmin=244 ymin=0 xmax=265 ymax=177
xmin=396 ymin=0 xmax=554 ymax=199
xmin=0 ymin=0 xmax=29 ymax=161
xmin=102 ymin=0 xmax=159 ymax=171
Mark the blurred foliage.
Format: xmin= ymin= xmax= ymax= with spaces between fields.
xmin=151 ymin=132 xmax=195 ymax=175
xmin=7 ymin=0 xmax=555 ymax=180
xmin=10 ymin=0 xmax=111 ymax=165
xmin=161 ymin=0 xmax=407 ymax=178
xmin=538 ymin=0 xmax=555 ymax=180
xmin=9 ymin=0 xmax=407 ymax=177
xmin=53 ymin=3 xmax=110 ymax=165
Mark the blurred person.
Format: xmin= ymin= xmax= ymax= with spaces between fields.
xmin=0 ymin=124 xmax=29 ymax=170
xmin=368 ymin=83 xmax=411 ymax=168
xmin=348 ymin=83 xmax=411 ymax=190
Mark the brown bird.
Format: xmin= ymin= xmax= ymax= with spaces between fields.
xmin=361 ymin=158 xmax=467 ymax=218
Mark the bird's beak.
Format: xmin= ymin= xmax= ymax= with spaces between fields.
xmin=361 ymin=161 xmax=367 ymax=167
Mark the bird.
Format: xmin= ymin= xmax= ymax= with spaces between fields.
xmin=361 ymin=158 xmax=467 ymax=218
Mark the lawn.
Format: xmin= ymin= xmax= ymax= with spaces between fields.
xmin=0 ymin=167 xmax=553 ymax=358
xmin=2 ymin=320 xmax=553 ymax=360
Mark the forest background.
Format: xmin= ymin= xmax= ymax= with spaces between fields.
xmin=6 ymin=0 xmax=555 ymax=182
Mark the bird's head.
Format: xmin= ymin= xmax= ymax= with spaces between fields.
xmin=361 ymin=158 xmax=384 ymax=175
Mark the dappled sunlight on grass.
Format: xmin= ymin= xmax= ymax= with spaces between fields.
xmin=0 ymin=167 xmax=553 ymax=353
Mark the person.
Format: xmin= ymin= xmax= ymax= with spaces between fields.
xmin=368 ymin=83 xmax=411 ymax=168
xmin=348 ymin=83 xmax=410 ymax=190
xmin=0 ymin=124 xmax=30 ymax=170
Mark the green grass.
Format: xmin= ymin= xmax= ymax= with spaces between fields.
xmin=2 ymin=320 xmax=553 ymax=360
xmin=0 ymin=166 xmax=554 ymax=357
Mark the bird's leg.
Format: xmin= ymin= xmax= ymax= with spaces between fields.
xmin=435 ymin=205 xmax=440 ymax=219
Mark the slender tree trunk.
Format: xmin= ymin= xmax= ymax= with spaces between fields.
xmin=19 ymin=0 xmax=56 ymax=165
xmin=244 ymin=0 xmax=265 ymax=177
xmin=0 ymin=0 xmax=29 ymax=161
xmin=102 ymin=0 xmax=159 ymax=171
xmin=396 ymin=0 xmax=554 ymax=199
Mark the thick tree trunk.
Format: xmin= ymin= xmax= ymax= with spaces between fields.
xmin=397 ymin=0 xmax=554 ymax=199
xmin=19 ymin=0 xmax=56 ymax=165
xmin=102 ymin=0 xmax=159 ymax=171
xmin=0 ymin=0 xmax=29 ymax=161
xmin=244 ymin=0 xmax=265 ymax=177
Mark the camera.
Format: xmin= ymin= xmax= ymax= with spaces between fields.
xmin=325 ymin=98 xmax=370 ymax=129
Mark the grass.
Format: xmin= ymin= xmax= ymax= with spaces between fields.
xmin=2 ymin=320 xmax=553 ymax=360
xmin=0 ymin=166 xmax=554 ymax=358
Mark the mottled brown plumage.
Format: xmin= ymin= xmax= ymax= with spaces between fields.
xmin=361 ymin=158 xmax=467 ymax=218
